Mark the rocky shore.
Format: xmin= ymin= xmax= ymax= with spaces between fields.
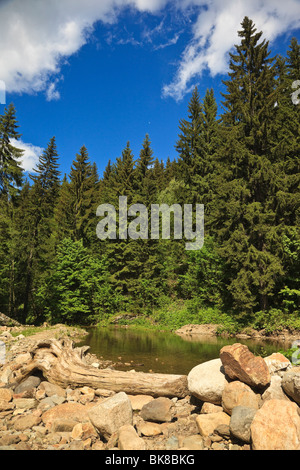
xmin=175 ymin=323 xmax=300 ymax=345
xmin=0 ymin=325 xmax=300 ymax=451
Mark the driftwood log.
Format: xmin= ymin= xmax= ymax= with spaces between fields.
xmin=10 ymin=338 xmax=189 ymax=398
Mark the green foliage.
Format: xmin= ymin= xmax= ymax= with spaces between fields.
xmin=278 ymin=347 xmax=300 ymax=365
xmin=37 ymin=238 xmax=118 ymax=324
xmin=152 ymin=299 xmax=238 ymax=333
xmin=249 ymin=308 xmax=300 ymax=333
xmin=68 ymin=146 xmax=99 ymax=245
xmin=179 ymin=236 xmax=225 ymax=308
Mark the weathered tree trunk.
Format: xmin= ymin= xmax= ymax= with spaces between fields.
xmin=11 ymin=338 xmax=189 ymax=398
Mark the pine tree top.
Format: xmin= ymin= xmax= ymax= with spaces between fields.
xmin=287 ymin=37 xmax=300 ymax=79
xmin=0 ymin=103 xmax=24 ymax=196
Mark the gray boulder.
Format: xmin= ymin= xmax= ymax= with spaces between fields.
xmin=261 ymin=375 xmax=290 ymax=403
xmin=281 ymin=367 xmax=300 ymax=405
xmin=229 ymin=406 xmax=257 ymax=443
xmin=14 ymin=376 xmax=41 ymax=394
xmin=88 ymin=392 xmax=133 ymax=440
xmin=39 ymin=381 xmax=66 ymax=398
xmin=140 ymin=397 xmax=174 ymax=423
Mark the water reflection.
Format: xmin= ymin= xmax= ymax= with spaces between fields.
xmin=78 ymin=326 xmax=285 ymax=376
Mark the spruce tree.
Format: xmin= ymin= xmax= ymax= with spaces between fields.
xmin=54 ymin=175 xmax=73 ymax=242
xmin=192 ymin=88 xmax=220 ymax=217
xmin=222 ymin=17 xmax=277 ymax=151
xmin=176 ymin=86 xmax=202 ymax=202
xmin=133 ymin=135 xmax=162 ymax=309
xmin=287 ymin=37 xmax=300 ymax=79
xmin=22 ymin=137 xmax=61 ymax=322
xmin=69 ymin=145 xmax=98 ymax=245
xmin=30 ymin=136 xmax=60 ymax=210
xmin=103 ymin=143 xmax=136 ymax=299
xmin=269 ymin=39 xmax=300 ymax=313
xmin=0 ymin=189 xmax=24 ymax=318
xmin=164 ymin=157 xmax=176 ymax=185
xmin=213 ymin=17 xmax=281 ymax=316
xmin=0 ymin=104 xmax=24 ymax=318
xmin=0 ymin=104 xmax=24 ymax=198
xmin=115 ymin=142 xmax=135 ymax=201
xmin=135 ymin=134 xmax=155 ymax=205
xmin=151 ymin=158 xmax=165 ymax=192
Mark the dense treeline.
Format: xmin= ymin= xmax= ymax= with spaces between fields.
xmin=0 ymin=18 xmax=299 ymax=330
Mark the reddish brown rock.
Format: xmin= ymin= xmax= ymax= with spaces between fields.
xmin=42 ymin=402 xmax=89 ymax=427
xmin=220 ymin=343 xmax=271 ymax=388
xmin=250 ymin=399 xmax=300 ymax=450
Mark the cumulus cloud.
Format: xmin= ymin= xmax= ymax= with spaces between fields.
xmin=10 ymin=139 xmax=43 ymax=173
xmin=0 ymin=0 xmax=168 ymax=98
xmin=0 ymin=0 xmax=299 ymax=102
xmin=163 ymin=0 xmax=300 ymax=100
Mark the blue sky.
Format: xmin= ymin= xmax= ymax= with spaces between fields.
xmin=1 ymin=0 xmax=300 ymax=179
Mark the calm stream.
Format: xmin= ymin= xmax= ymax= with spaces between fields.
xmin=78 ymin=326 xmax=286 ymax=376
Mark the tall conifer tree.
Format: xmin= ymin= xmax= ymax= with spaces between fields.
xmin=0 ymin=104 xmax=24 ymax=198
xmin=176 ymin=87 xmax=202 ymax=202
xmin=0 ymin=104 xmax=24 ymax=317
xmin=69 ymin=145 xmax=98 ymax=245
xmin=214 ymin=17 xmax=281 ymax=316
xmin=22 ymin=137 xmax=61 ymax=321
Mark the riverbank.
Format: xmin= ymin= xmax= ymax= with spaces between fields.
xmin=0 ymin=324 xmax=88 ymax=363
xmin=0 ymin=326 xmax=299 ymax=451
xmin=174 ymin=323 xmax=300 ymax=346
xmin=2 ymin=314 xmax=299 ymax=371
xmin=100 ymin=308 xmax=300 ymax=347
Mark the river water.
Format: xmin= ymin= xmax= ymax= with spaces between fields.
xmin=77 ymin=326 xmax=286 ymax=376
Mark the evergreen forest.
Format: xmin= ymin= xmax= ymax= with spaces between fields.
xmin=0 ymin=18 xmax=299 ymax=334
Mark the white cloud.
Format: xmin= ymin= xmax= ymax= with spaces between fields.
xmin=163 ymin=0 xmax=300 ymax=100
xmin=10 ymin=139 xmax=43 ymax=173
xmin=154 ymin=33 xmax=181 ymax=50
xmin=46 ymin=81 xmax=61 ymax=102
xmin=0 ymin=0 xmax=299 ymax=102
xmin=0 ymin=0 xmax=168 ymax=98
